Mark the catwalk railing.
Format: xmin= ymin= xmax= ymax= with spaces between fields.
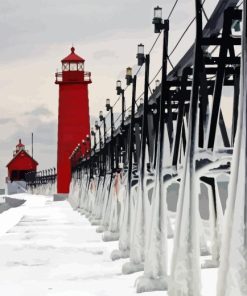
xmin=68 ymin=1 xmax=246 ymax=294
xmin=26 ymin=168 xmax=57 ymax=195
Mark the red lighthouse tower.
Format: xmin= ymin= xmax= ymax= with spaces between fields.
xmin=55 ymin=47 xmax=91 ymax=195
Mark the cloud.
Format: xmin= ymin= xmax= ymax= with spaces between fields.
xmin=32 ymin=120 xmax=57 ymax=146
xmin=24 ymin=105 xmax=53 ymax=118
xmin=93 ymin=50 xmax=117 ymax=60
xmin=0 ymin=118 xmax=13 ymax=125
xmin=0 ymin=119 xmax=56 ymax=149
xmin=0 ymin=0 xmax=190 ymax=63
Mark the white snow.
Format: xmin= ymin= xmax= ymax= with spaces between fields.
xmin=0 ymin=194 xmax=165 ymax=296
xmin=0 ymin=193 xmax=219 ymax=296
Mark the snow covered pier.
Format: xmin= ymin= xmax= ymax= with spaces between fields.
xmin=0 ymin=194 xmax=165 ymax=296
xmin=24 ymin=1 xmax=247 ymax=295
xmin=0 ymin=194 xmax=219 ymax=296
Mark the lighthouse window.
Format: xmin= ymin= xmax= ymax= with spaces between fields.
xmin=63 ymin=63 xmax=69 ymax=71
xmin=70 ymin=63 xmax=77 ymax=71
xmin=78 ymin=63 xmax=84 ymax=71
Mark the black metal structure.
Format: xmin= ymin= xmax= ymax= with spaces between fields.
xmin=26 ymin=168 xmax=57 ymax=190
xmin=71 ymin=1 xmax=242 ymax=194
xmin=30 ymin=1 xmax=243 ymax=217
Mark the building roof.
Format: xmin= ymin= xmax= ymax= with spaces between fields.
xmin=61 ymin=47 xmax=85 ymax=63
xmin=6 ymin=149 xmax=39 ymax=168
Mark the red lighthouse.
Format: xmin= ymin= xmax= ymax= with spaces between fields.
xmin=55 ymin=47 xmax=91 ymax=195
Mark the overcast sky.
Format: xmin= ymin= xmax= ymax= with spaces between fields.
xmin=0 ymin=0 xmax=238 ymax=187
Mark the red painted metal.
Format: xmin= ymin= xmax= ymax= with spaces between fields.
xmin=55 ymin=47 xmax=91 ymax=194
xmin=6 ymin=139 xmax=38 ymax=181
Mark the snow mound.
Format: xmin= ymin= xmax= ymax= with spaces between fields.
xmin=200 ymin=245 xmax=211 ymax=256
xmin=96 ymin=225 xmax=105 ymax=233
xmin=122 ymin=261 xmax=144 ymax=274
xmin=201 ymin=259 xmax=219 ymax=269
xmin=90 ymin=219 xmax=101 ymax=226
xmin=111 ymin=249 xmax=129 ymax=261
xmin=102 ymin=231 xmax=119 ymax=242
xmin=78 ymin=209 xmax=85 ymax=215
xmin=135 ymin=275 xmax=167 ymax=293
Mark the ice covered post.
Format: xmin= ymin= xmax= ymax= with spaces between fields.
xmin=127 ymin=44 xmax=150 ymax=266
xmin=136 ymin=5 xmax=170 ymax=292
xmin=111 ymin=69 xmax=137 ymax=260
xmin=113 ymin=45 xmax=150 ymax=261
xmin=169 ymin=0 xmax=203 ymax=295
xmin=217 ymin=2 xmax=247 ymax=295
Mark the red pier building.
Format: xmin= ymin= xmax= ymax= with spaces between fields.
xmin=6 ymin=139 xmax=38 ymax=182
xmin=55 ymin=47 xmax=91 ymax=195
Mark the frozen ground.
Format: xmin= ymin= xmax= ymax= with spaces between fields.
xmin=0 ymin=194 xmax=217 ymax=296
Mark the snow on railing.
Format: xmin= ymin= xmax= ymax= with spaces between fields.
xmin=67 ymin=1 xmax=245 ymax=295
xmin=27 ymin=181 xmax=57 ymax=196
xmin=26 ymin=169 xmax=57 ymax=196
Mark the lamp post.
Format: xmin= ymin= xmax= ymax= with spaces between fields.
xmin=82 ymin=139 xmax=86 ymax=152
xmin=91 ymin=127 xmax=96 ymax=151
xmin=86 ymin=134 xmax=91 ymax=158
xmin=77 ymin=143 xmax=82 ymax=157
xmin=116 ymin=80 xmax=126 ymax=131
xmin=95 ymin=121 xmax=102 ymax=148
xmin=136 ymin=43 xmax=145 ymax=66
xmin=152 ymin=6 xmax=164 ymax=33
xmin=153 ymin=7 xmax=169 ymax=166
xmin=139 ymin=97 xmax=144 ymax=106
xmin=99 ymin=111 xmax=106 ymax=146
xmin=76 ymin=143 xmax=82 ymax=179
xmin=90 ymin=129 xmax=97 ymax=179
xmin=105 ymin=98 xmax=115 ymax=171
xmin=152 ymin=6 xmax=171 ymax=167
xmin=99 ymin=111 xmax=106 ymax=176
xmin=95 ymin=120 xmax=102 ymax=176
xmin=105 ymin=99 xmax=114 ymax=139
xmin=155 ymin=79 xmax=160 ymax=88
xmin=82 ymin=139 xmax=88 ymax=174
xmin=86 ymin=134 xmax=93 ymax=177
xmin=125 ymin=67 xmax=133 ymax=86
xmin=140 ymin=6 xmax=170 ymax=286
xmin=136 ymin=43 xmax=150 ymax=177
xmin=125 ymin=67 xmax=137 ymax=199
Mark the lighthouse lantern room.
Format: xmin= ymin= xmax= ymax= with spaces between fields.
xmin=55 ymin=47 xmax=91 ymax=195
